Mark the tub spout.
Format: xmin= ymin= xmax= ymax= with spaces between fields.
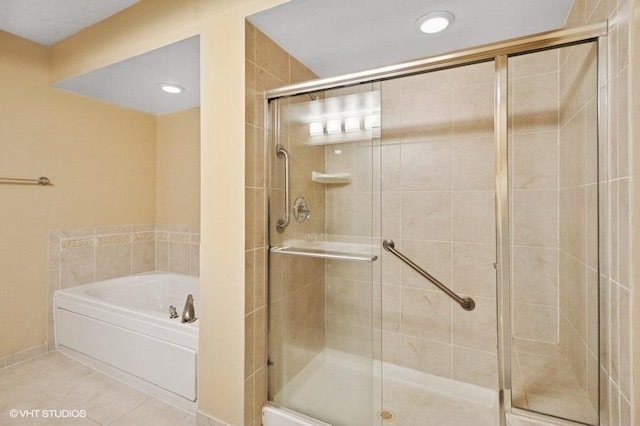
xmin=181 ymin=294 xmax=197 ymax=323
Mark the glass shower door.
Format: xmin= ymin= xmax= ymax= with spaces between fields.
xmin=267 ymin=84 xmax=382 ymax=425
xmin=377 ymin=62 xmax=500 ymax=425
xmin=507 ymin=42 xmax=599 ymax=425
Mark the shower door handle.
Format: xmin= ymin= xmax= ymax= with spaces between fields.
xmin=383 ymin=240 xmax=475 ymax=311
xmin=276 ymin=144 xmax=290 ymax=232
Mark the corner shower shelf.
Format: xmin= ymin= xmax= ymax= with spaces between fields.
xmin=270 ymin=240 xmax=377 ymax=263
xmin=311 ymin=171 xmax=352 ymax=184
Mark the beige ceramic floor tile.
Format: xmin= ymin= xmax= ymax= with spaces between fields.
xmin=107 ymin=398 xmax=191 ymax=426
xmin=0 ymin=352 xmax=191 ymax=426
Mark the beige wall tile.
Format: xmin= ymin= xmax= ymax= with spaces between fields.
xmin=512 ymin=190 xmax=558 ymax=247
xmin=155 ymin=240 xmax=169 ymax=272
xmin=511 ymin=131 xmax=558 ymax=190
xmin=254 ymin=29 xmax=289 ymax=83
xmin=326 ymin=276 xmax=356 ymax=324
xmin=452 ymin=243 xmax=496 ymax=298
xmin=452 ymin=137 xmax=495 ymax=190
xmin=450 ymin=61 xmax=494 ymax=87
xmin=513 ymin=302 xmax=558 ymax=343
xmin=511 ymin=49 xmax=559 ymax=79
xmin=132 ymin=240 xmax=155 ymax=274
xmin=400 ymin=191 xmax=451 ymax=241
xmin=512 ymin=73 xmax=559 ymax=133
xmin=512 ymin=246 xmax=558 ymax=306
xmin=399 ymin=141 xmax=451 ymax=190
xmin=452 ymin=83 xmax=494 ymax=138
xmin=168 ymin=242 xmax=190 ymax=275
xmin=60 ymin=246 xmax=95 ymax=288
xmin=401 ymin=288 xmax=451 ymax=343
xmin=452 ymin=297 xmax=497 ymax=353
xmin=452 ymin=346 xmax=498 ymax=389
xmin=401 ymin=335 xmax=451 ymax=378
xmin=95 ymin=243 xmax=131 ymax=281
xmin=397 ymin=240 xmax=450 ymax=289
xmin=452 ymin=191 xmax=495 ymax=244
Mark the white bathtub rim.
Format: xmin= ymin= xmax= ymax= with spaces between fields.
xmin=53 ymin=272 xmax=198 ymax=349
xmin=54 ymin=272 xmax=199 ymax=327
xmin=56 ymin=346 xmax=196 ymax=414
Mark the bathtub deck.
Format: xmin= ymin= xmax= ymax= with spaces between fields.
xmin=0 ymin=351 xmax=195 ymax=425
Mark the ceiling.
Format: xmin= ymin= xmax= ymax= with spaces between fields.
xmin=0 ymin=0 xmax=574 ymax=115
xmin=0 ymin=0 xmax=139 ymax=46
xmin=54 ymin=36 xmax=200 ymax=116
xmin=248 ymin=0 xmax=574 ymax=77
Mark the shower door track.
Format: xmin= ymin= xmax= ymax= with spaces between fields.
xmin=265 ymin=20 xmax=608 ymax=426
xmin=265 ymin=22 xmax=606 ymax=100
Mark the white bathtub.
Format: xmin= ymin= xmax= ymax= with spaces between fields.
xmin=53 ymin=272 xmax=198 ymax=412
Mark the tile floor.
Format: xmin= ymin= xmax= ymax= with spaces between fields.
xmin=0 ymin=351 xmax=195 ymax=426
xmin=511 ymin=339 xmax=598 ymax=425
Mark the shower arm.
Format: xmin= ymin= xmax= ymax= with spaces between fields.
xmin=275 ymin=144 xmax=290 ymax=233
xmin=383 ymin=240 xmax=475 ymax=311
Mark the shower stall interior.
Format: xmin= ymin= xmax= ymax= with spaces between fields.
xmin=265 ymin=24 xmax=604 ymax=426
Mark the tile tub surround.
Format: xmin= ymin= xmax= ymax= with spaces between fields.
xmin=47 ymin=224 xmax=200 ymax=352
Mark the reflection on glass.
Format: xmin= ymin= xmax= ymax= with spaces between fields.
xmin=508 ymin=42 xmax=599 ymax=425
xmin=267 ymin=85 xmax=379 ymax=426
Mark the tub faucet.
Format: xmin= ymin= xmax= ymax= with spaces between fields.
xmin=181 ymin=294 xmax=197 ymax=323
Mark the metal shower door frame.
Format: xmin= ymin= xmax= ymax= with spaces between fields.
xmin=265 ymin=21 xmax=608 ymax=426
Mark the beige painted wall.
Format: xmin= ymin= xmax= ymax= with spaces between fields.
xmin=156 ymin=107 xmax=201 ymax=228
xmin=0 ymin=30 xmax=156 ymax=359
xmin=49 ymin=1 xmax=289 ymax=424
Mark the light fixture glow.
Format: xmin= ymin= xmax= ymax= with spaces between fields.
xmin=415 ymin=11 xmax=455 ymax=34
xmin=364 ymin=115 xmax=380 ymax=130
xmin=334 ymin=149 xmax=343 ymax=155
xmin=326 ymin=119 xmax=342 ymax=135
xmin=309 ymin=122 xmax=324 ymax=136
xmin=344 ymin=117 xmax=361 ymax=132
xmin=159 ymin=83 xmax=184 ymax=94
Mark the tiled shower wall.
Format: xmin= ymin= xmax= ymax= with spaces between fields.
xmin=567 ymin=0 xmax=634 ymax=423
xmin=324 ymin=62 xmax=499 ymax=389
xmin=509 ymin=51 xmax=561 ymax=344
xmin=244 ymin=22 xmax=319 ymax=426
xmin=558 ymin=41 xmax=599 ymax=409
xmin=47 ymin=224 xmax=200 ymax=351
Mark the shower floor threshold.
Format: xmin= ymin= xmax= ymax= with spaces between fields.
xmin=272 ymin=348 xmax=499 ymax=426
xmin=271 ymin=240 xmax=378 ymax=262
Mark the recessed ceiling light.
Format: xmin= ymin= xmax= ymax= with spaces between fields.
xmin=415 ymin=11 xmax=455 ymax=34
xmin=159 ymin=83 xmax=184 ymax=94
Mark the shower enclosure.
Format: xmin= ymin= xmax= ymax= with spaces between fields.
xmin=265 ymin=23 xmax=605 ymax=426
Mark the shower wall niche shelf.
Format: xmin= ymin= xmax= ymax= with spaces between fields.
xmin=311 ymin=171 xmax=351 ymax=184
xmin=270 ymin=240 xmax=377 ymax=262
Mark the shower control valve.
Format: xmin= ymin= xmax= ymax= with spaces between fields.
xmin=293 ymin=197 xmax=311 ymax=222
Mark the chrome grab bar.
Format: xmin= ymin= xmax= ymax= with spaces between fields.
xmin=383 ymin=239 xmax=475 ymax=311
xmin=0 ymin=176 xmax=51 ymax=186
xmin=275 ymin=144 xmax=290 ymax=233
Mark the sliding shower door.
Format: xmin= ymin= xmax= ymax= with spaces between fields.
xmin=377 ymin=62 xmax=500 ymax=425
xmin=267 ymin=83 xmax=382 ymax=426
xmin=507 ymin=42 xmax=599 ymax=425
